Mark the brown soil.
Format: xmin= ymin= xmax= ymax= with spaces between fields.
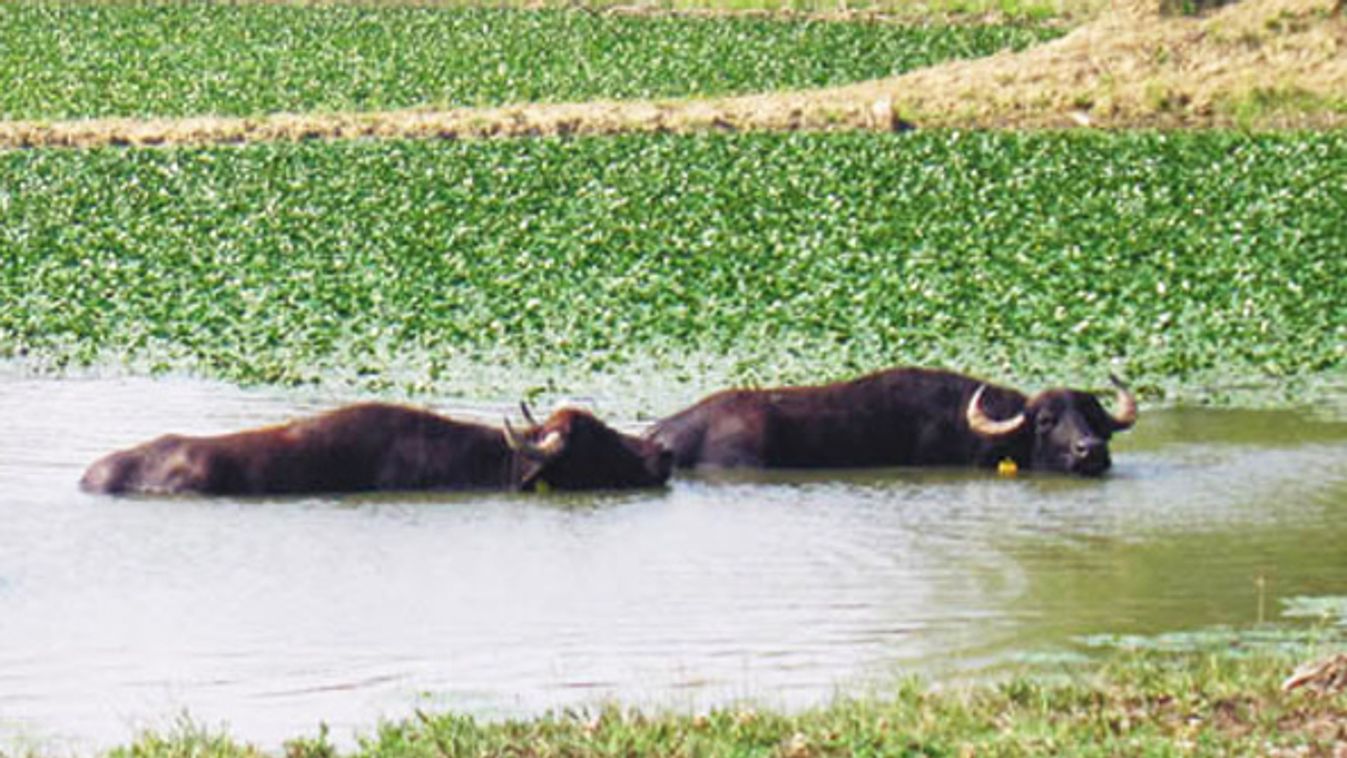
xmin=1 ymin=0 xmax=1342 ymax=150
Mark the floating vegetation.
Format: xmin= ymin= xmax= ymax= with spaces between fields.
xmin=1282 ymin=596 xmax=1347 ymax=626
xmin=1 ymin=131 xmax=1343 ymax=405
xmin=0 ymin=5 xmax=1057 ymax=120
xmin=1078 ymin=594 xmax=1347 ymax=658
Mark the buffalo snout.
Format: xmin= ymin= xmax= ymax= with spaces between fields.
xmin=1068 ymin=436 xmax=1111 ymax=476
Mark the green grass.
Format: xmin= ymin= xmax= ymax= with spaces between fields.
xmin=454 ymin=0 xmax=1098 ymax=21
xmin=2 ymin=131 xmax=1344 ymax=406
xmin=44 ymin=604 xmax=1347 ymax=755
xmin=0 ymin=4 xmax=1059 ymax=121
xmin=98 ymin=646 xmax=1347 ymax=757
xmin=1218 ymin=86 xmax=1347 ymax=131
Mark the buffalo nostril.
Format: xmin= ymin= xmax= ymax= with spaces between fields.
xmin=1069 ymin=439 xmax=1111 ymax=475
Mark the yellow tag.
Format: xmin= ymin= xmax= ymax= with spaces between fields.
xmin=534 ymin=479 xmax=552 ymax=494
xmin=997 ymin=458 xmax=1019 ymax=477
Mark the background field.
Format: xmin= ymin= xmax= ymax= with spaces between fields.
xmin=0 ymin=4 xmax=1056 ymax=121
xmin=3 ymin=131 xmax=1342 ymax=409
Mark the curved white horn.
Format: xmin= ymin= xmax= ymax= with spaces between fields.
xmin=503 ymin=417 xmax=531 ymax=453
xmin=1107 ymin=374 xmax=1138 ymax=430
xmin=965 ymin=384 xmax=1027 ymax=438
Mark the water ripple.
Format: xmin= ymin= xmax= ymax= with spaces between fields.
xmin=1 ymin=374 xmax=1345 ymax=749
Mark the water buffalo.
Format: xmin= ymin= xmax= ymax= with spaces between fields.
xmin=80 ymin=402 xmax=673 ymax=496
xmin=648 ymin=367 xmax=1137 ymax=476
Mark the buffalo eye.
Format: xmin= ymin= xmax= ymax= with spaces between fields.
xmin=1035 ymin=413 xmax=1056 ymax=433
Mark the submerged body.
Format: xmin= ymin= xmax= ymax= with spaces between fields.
xmin=81 ymin=403 xmax=672 ymax=496
xmin=648 ymin=367 xmax=1136 ymax=476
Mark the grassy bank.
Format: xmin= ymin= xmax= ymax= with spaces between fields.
xmin=3 ymin=0 xmax=1342 ymax=146
xmin=100 ymin=647 xmax=1347 ymax=756
xmin=0 ymin=5 xmax=1055 ymax=122
xmin=2 ymin=131 xmax=1343 ymax=407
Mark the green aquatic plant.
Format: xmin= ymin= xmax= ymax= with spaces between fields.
xmin=1283 ymin=596 xmax=1347 ymax=626
xmin=0 ymin=5 xmax=1058 ymax=121
xmin=0 ymin=131 xmax=1343 ymax=407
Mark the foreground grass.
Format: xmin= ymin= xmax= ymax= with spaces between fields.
xmin=2 ymin=131 xmax=1343 ymax=407
xmin=106 ymin=649 xmax=1347 ymax=756
xmin=0 ymin=4 xmax=1056 ymax=122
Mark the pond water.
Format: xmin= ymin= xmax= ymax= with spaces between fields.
xmin=2 ymin=374 xmax=1346 ymax=751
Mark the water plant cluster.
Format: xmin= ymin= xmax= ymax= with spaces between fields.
xmin=0 ymin=4 xmax=1056 ymax=121
xmin=2 ymin=131 xmax=1342 ymax=405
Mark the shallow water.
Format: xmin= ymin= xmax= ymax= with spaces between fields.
xmin=2 ymin=374 xmax=1346 ymax=750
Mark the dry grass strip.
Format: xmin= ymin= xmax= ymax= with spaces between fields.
xmin=1 ymin=0 xmax=1343 ymax=150
xmin=883 ymin=0 xmax=1347 ymax=128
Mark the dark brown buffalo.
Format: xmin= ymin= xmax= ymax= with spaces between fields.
xmin=648 ymin=367 xmax=1137 ymax=477
xmin=80 ymin=403 xmax=673 ymax=496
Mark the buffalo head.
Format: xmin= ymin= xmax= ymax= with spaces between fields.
xmin=504 ymin=405 xmax=673 ymax=491
xmin=966 ymin=375 xmax=1137 ymax=476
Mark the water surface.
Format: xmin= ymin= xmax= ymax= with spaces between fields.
xmin=2 ymin=374 xmax=1345 ymax=750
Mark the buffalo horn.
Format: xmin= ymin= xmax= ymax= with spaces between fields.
xmin=519 ymin=401 xmax=540 ymax=427
xmin=503 ymin=418 xmax=566 ymax=460
xmin=1107 ymin=373 xmax=1138 ymax=430
xmin=965 ymin=384 xmax=1027 ymax=438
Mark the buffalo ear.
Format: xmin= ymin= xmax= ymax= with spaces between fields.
xmin=504 ymin=420 xmax=567 ymax=461
xmin=513 ymin=427 xmax=569 ymax=491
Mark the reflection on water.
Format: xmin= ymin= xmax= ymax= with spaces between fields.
xmin=1 ymin=373 xmax=1345 ymax=750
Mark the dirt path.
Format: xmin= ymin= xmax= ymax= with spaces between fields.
xmin=1 ymin=0 xmax=1341 ymax=150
